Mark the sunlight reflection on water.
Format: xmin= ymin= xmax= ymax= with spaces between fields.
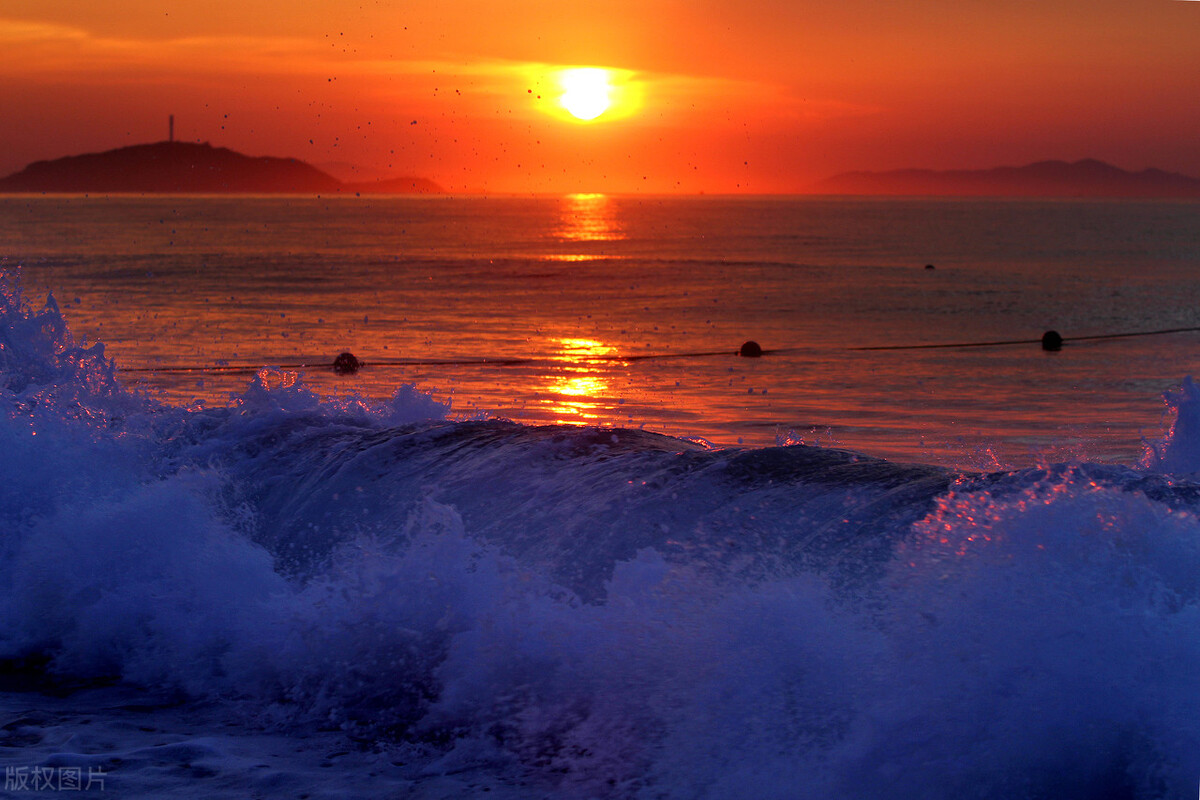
xmin=541 ymin=337 xmax=620 ymax=423
xmin=549 ymin=193 xmax=626 ymax=261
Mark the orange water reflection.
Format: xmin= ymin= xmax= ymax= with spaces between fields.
xmin=549 ymin=193 xmax=625 ymax=261
xmin=541 ymin=337 xmax=620 ymax=423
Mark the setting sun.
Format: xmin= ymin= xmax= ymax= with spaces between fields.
xmin=559 ymin=68 xmax=612 ymax=121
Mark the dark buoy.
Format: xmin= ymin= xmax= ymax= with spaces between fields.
xmin=332 ymin=351 xmax=361 ymax=374
xmin=1041 ymin=330 xmax=1063 ymax=352
xmin=925 ymin=263 xmax=936 ymax=270
xmin=739 ymin=340 xmax=763 ymax=358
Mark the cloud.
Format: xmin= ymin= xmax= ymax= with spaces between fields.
xmin=0 ymin=18 xmax=88 ymax=43
xmin=0 ymin=17 xmax=321 ymax=76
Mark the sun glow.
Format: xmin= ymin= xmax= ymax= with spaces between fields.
xmin=533 ymin=66 xmax=641 ymax=124
xmin=559 ymin=68 xmax=612 ymax=120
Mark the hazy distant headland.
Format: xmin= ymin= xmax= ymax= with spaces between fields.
xmin=0 ymin=141 xmax=442 ymax=194
xmin=813 ymin=159 xmax=1200 ymax=198
xmin=4 ymin=144 xmax=1196 ymax=198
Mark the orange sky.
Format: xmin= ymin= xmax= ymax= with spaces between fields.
xmin=2 ymin=0 xmax=1198 ymax=193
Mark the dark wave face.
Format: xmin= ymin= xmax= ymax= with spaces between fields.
xmin=3 ymin=271 xmax=1200 ymax=799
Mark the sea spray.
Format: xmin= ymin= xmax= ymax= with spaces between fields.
xmin=0 ymin=271 xmax=130 ymax=421
xmin=1142 ymin=375 xmax=1200 ymax=474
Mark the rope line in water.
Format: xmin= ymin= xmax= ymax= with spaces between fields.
xmin=848 ymin=325 xmax=1200 ymax=351
xmin=847 ymin=337 xmax=1043 ymax=352
xmin=113 ymin=324 xmax=1200 ymax=374
xmin=118 ymin=357 xmax=538 ymax=374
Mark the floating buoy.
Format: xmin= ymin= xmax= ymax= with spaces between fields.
xmin=332 ymin=351 xmax=361 ymax=374
xmin=1041 ymin=331 xmax=1063 ymax=352
xmin=739 ymin=340 xmax=763 ymax=358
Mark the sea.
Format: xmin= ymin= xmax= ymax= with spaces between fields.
xmin=1 ymin=194 xmax=1199 ymax=798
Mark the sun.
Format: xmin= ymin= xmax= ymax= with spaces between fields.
xmin=527 ymin=65 xmax=641 ymax=124
xmin=558 ymin=68 xmax=613 ymax=121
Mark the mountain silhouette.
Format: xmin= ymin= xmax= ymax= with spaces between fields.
xmin=0 ymin=141 xmax=442 ymax=194
xmin=812 ymin=159 xmax=1200 ymax=197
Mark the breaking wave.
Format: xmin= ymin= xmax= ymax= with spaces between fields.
xmin=2 ymin=270 xmax=1199 ymax=798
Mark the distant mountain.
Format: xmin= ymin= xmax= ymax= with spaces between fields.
xmin=0 ymin=141 xmax=442 ymax=194
xmin=341 ymin=176 xmax=444 ymax=194
xmin=315 ymin=160 xmax=392 ymax=183
xmin=315 ymin=162 xmax=441 ymax=192
xmin=812 ymin=159 xmax=1200 ymax=198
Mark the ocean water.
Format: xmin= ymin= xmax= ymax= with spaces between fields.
xmin=1 ymin=195 xmax=1200 ymax=798
xmin=4 ymin=194 xmax=1200 ymax=467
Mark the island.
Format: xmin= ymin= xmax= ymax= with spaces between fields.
xmin=811 ymin=159 xmax=1200 ymax=198
xmin=0 ymin=141 xmax=442 ymax=194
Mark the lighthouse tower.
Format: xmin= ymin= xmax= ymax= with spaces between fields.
xmin=169 ymin=115 xmax=174 ymax=143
